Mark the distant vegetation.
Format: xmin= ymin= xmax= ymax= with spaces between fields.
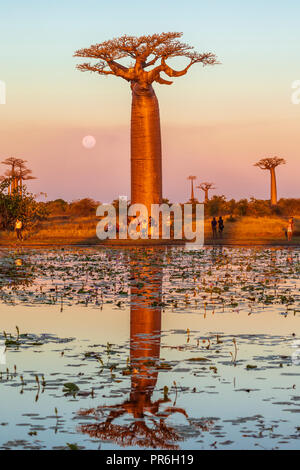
xmin=44 ymin=198 xmax=99 ymax=217
xmin=204 ymin=196 xmax=300 ymax=218
xmin=42 ymin=196 xmax=300 ymax=219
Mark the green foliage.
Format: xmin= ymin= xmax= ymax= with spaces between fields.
xmin=205 ymin=196 xmax=300 ymax=218
xmin=69 ymin=198 xmax=98 ymax=216
xmin=0 ymin=179 xmax=48 ymax=232
xmin=205 ymin=195 xmax=227 ymax=216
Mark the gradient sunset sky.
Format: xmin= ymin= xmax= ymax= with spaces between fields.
xmin=1 ymin=0 xmax=299 ymax=202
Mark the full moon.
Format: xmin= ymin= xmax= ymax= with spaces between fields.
xmin=82 ymin=135 xmax=96 ymax=149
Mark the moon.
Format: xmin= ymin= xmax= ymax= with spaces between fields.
xmin=82 ymin=135 xmax=96 ymax=149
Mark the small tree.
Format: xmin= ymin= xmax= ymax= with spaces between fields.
xmin=254 ymin=157 xmax=286 ymax=206
xmin=197 ymin=182 xmax=215 ymax=203
xmin=69 ymin=198 xmax=98 ymax=217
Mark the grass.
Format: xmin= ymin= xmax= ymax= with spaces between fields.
xmin=0 ymin=214 xmax=299 ymax=246
xmin=205 ymin=215 xmax=300 ymax=245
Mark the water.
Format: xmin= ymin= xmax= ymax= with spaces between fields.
xmin=0 ymin=246 xmax=299 ymax=450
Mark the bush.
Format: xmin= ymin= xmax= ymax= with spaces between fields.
xmin=45 ymin=199 xmax=68 ymax=215
xmin=68 ymin=198 xmax=98 ymax=216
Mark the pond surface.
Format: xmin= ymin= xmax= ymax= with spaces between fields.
xmin=0 ymin=246 xmax=299 ymax=450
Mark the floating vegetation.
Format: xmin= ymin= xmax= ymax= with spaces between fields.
xmin=0 ymin=246 xmax=299 ymax=450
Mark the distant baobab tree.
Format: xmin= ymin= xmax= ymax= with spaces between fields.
xmin=187 ymin=175 xmax=197 ymax=202
xmin=1 ymin=157 xmax=23 ymax=194
xmin=75 ymin=33 xmax=217 ymax=211
xmin=1 ymin=157 xmax=36 ymax=195
xmin=254 ymin=157 xmax=286 ymax=205
xmin=197 ymin=182 xmax=216 ymax=203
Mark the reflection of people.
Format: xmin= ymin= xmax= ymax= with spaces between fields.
xmin=211 ymin=217 xmax=217 ymax=239
xmin=287 ymin=217 xmax=294 ymax=241
xmin=218 ymin=216 xmax=224 ymax=238
xmin=15 ymin=219 xmax=23 ymax=241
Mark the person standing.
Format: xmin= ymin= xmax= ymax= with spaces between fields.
xmin=218 ymin=216 xmax=224 ymax=239
xmin=15 ymin=218 xmax=23 ymax=241
xmin=287 ymin=217 xmax=294 ymax=241
xmin=211 ymin=217 xmax=217 ymax=239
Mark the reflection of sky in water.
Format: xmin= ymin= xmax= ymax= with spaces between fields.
xmin=0 ymin=247 xmax=299 ymax=450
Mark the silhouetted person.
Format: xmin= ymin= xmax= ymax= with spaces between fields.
xmin=211 ymin=217 xmax=217 ymax=239
xmin=218 ymin=216 xmax=224 ymax=239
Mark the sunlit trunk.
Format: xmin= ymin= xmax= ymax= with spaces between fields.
xmin=131 ymin=83 xmax=162 ymax=212
xmin=204 ymin=189 xmax=208 ymax=203
xmin=190 ymin=180 xmax=195 ymax=200
xmin=270 ymin=167 xmax=277 ymax=205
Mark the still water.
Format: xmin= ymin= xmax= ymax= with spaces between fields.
xmin=0 ymin=246 xmax=299 ymax=450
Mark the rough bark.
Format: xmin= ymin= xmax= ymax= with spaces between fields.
xmin=204 ymin=190 xmax=208 ymax=203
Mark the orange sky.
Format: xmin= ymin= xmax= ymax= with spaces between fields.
xmin=0 ymin=0 xmax=299 ymax=202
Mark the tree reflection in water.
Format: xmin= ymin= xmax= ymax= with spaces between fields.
xmin=77 ymin=249 xmax=190 ymax=449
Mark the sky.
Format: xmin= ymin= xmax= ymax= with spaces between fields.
xmin=0 ymin=0 xmax=299 ymax=202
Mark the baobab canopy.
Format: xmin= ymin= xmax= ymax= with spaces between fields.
xmin=74 ymin=32 xmax=218 ymax=86
xmin=254 ymin=157 xmax=286 ymax=170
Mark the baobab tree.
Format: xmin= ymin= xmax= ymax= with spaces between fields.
xmin=75 ymin=33 xmax=217 ymax=211
xmin=1 ymin=157 xmax=36 ymax=195
xmin=254 ymin=157 xmax=286 ymax=205
xmin=2 ymin=157 xmax=24 ymax=194
xmin=197 ymin=182 xmax=216 ymax=203
xmin=187 ymin=175 xmax=197 ymax=202
xmin=77 ymin=253 xmax=212 ymax=448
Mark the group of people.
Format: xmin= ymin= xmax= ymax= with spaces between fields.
xmin=211 ymin=216 xmax=224 ymax=239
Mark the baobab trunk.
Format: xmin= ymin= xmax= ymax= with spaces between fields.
xmin=131 ymin=83 xmax=162 ymax=212
xmin=270 ymin=167 xmax=277 ymax=205
xmin=130 ymin=260 xmax=162 ymax=403
xmin=191 ymin=181 xmax=195 ymax=200
xmin=204 ymin=190 xmax=208 ymax=203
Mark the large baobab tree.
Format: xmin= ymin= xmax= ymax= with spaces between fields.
xmin=187 ymin=175 xmax=197 ymax=202
xmin=254 ymin=157 xmax=286 ymax=206
xmin=197 ymin=182 xmax=216 ymax=203
xmin=75 ymin=33 xmax=217 ymax=211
